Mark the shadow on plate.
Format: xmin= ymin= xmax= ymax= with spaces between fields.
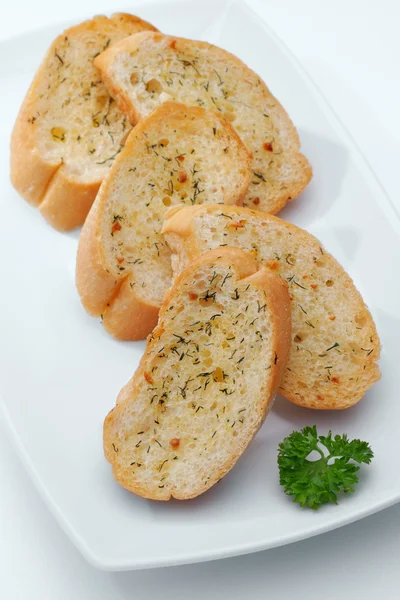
xmin=278 ymin=130 xmax=349 ymax=227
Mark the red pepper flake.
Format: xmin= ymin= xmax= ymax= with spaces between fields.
xmin=228 ymin=220 xmax=246 ymax=229
xmin=263 ymin=142 xmax=273 ymax=151
xmin=111 ymin=221 xmax=122 ymax=233
xmin=253 ymin=197 xmax=260 ymax=205
xmin=189 ymin=291 xmax=198 ymax=300
xmin=316 ymin=394 xmax=324 ymax=401
xmin=266 ymin=260 xmax=279 ymax=271
xmin=117 ymin=257 xmax=124 ymax=264
xmin=178 ymin=171 xmax=187 ymax=183
xmin=170 ymin=437 xmax=180 ymax=448
xmin=310 ymin=283 xmax=318 ymax=289
xmin=144 ymin=372 xmax=154 ymax=384
xmin=169 ymin=40 xmax=177 ymax=49
xmin=332 ymin=377 xmax=340 ymax=384
xmin=329 ymin=316 xmax=336 ymax=321
xmin=177 ymin=155 xmax=185 ymax=162
xmin=302 ymin=275 xmax=309 ymax=280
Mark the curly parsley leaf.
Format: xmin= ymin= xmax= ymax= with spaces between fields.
xmin=277 ymin=425 xmax=373 ymax=510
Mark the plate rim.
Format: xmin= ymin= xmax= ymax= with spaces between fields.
xmin=1 ymin=0 xmax=399 ymax=571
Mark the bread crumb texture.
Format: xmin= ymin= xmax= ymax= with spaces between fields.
xmin=96 ymin=32 xmax=312 ymax=213
xmin=99 ymin=103 xmax=250 ymax=305
xmin=163 ymin=205 xmax=381 ymax=410
xmin=104 ymin=250 xmax=287 ymax=499
xmin=19 ymin=15 xmax=156 ymax=183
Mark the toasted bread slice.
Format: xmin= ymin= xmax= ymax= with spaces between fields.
xmin=94 ymin=32 xmax=312 ymax=214
xmin=76 ymin=102 xmax=251 ymax=340
xmin=10 ymin=14 xmax=157 ymax=231
xmin=162 ymin=205 xmax=381 ymax=410
xmin=104 ymin=247 xmax=291 ymax=500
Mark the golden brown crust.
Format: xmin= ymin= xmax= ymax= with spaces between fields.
xmin=94 ymin=32 xmax=168 ymax=125
xmin=39 ymin=170 xmax=102 ymax=231
xmin=101 ymin=277 xmax=160 ymax=341
xmin=10 ymin=65 xmax=61 ymax=207
xmin=94 ymin=31 xmax=312 ymax=214
xmin=104 ymin=248 xmax=291 ymax=499
xmin=76 ymin=197 xmax=159 ymax=339
xmin=76 ymin=195 xmax=121 ymax=316
xmin=265 ymin=154 xmax=312 ymax=216
xmin=106 ymin=13 xmax=158 ymax=34
xmin=244 ymin=267 xmax=292 ymax=399
xmin=162 ymin=204 xmax=381 ymax=411
xmin=97 ymin=65 xmax=140 ymax=126
xmin=76 ymin=102 xmax=251 ymax=341
xmin=10 ymin=14 xmax=158 ymax=231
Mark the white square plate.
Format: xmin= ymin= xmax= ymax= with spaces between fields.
xmin=1 ymin=0 xmax=399 ymax=571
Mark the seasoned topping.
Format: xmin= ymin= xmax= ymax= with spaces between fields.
xmin=266 ymin=260 xmax=279 ymax=271
xmin=178 ymin=171 xmax=188 ymax=183
xmin=228 ymin=220 xmax=246 ymax=229
xmin=144 ymin=372 xmax=154 ymax=384
xmin=111 ymin=221 xmax=122 ymax=233
xmin=213 ymin=367 xmax=224 ymax=382
xmin=145 ymin=78 xmax=162 ymax=94
xmin=50 ymin=126 xmax=66 ymax=142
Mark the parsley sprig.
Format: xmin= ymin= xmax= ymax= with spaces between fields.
xmin=278 ymin=425 xmax=373 ymax=510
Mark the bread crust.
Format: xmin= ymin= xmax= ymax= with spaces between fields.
xmin=76 ymin=102 xmax=251 ymax=340
xmin=10 ymin=14 xmax=158 ymax=231
xmin=104 ymin=247 xmax=291 ymax=499
xmin=75 ymin=194 xmax=121 ymax=316
xmin=162 ymin=204 xmax=381 ymax=410
xmin=76 ymin=191 xmax=160 ymax=337
xmin=102 ymin=277 xmax=160 ymax=341
xmin=94 ymin=31 xmax=312 ymax=214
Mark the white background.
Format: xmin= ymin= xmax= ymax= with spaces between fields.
xmin=1 ymin=0 xmax=400 ymax=597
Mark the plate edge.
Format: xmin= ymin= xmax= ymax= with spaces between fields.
xmin=1 ymin=0 xmax=400 ymax=571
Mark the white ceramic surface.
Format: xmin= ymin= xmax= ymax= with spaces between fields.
xmin=0 ymin=0 xmax=399 ymax=571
